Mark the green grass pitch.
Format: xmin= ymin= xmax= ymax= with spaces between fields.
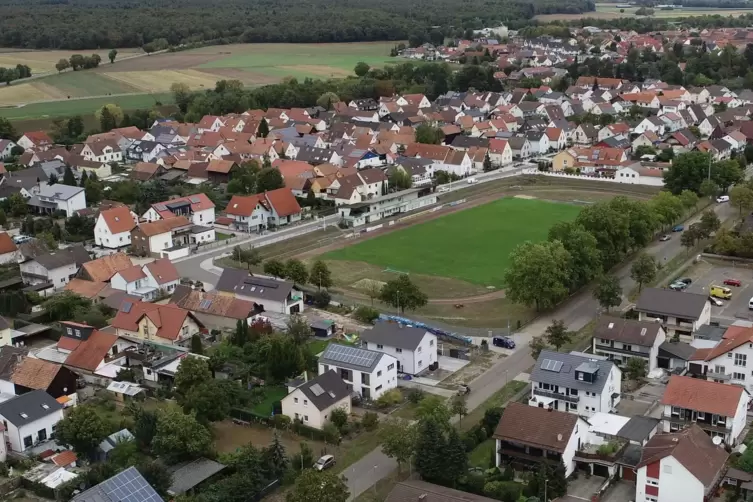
xmin=324 ymin=198 xmax=582 ymax=287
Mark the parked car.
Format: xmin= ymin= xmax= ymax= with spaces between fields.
xmin=669 ymin=281 xmax=688 ymax=291
xmin=457 ymin=384 xmax=471 ymax=395
xmin=711 ymin=285 xmax=732 ymax=299
xmin=437 ymin=186 xmax=450 ymax=193
xmin=749 ymin=297 xmax=753 ymax=311
xmin=724 ymin=278 xmax=742 ymax=287
xmin=709 ymin=296 xmax=724 ymax=306
xmin=717 ymin=195 xmax=730 ymax=203
xmin=659 ymin=234 xmax=671 ymax=241
xmin=674 ymin=278 xmax=692 ymax=285
xmin=314 ymin=455 xmax=336 ymax=471
xmin=492 ymin=336 xmax=515 ymax=349
xmin=467 ymin=177 xmax=478 ymax=184
xmin=672 ymin=225 xmax=684 ymax=232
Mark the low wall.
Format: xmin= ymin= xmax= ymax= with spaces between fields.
xmin=523 ymin=168 xmax=663 ymax=187
xmin=160 ymin=246 xmax=190 ymax=260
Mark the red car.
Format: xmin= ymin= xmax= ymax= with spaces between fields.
xmin=724 ymin=278 xmax=742 ymax=287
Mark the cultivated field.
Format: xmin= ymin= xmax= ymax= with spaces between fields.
xmin=324 ymin=197 xmax=582 ymax=288
xmin=534 ymin=2 xmax=753 ymax=21
xmin=0 ymin=48 xmax=143 ymax=74
xmin=0 ymin=42 xmax=398 ymax=116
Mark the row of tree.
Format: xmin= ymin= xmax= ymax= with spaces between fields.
xmin=54 ymin=53 xmax=106 ymax=72
xmin=0 ymin=64 xmax=31 ymax=85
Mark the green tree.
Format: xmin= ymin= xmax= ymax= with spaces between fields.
xmin=414 ymin=123 xmax=443 ymax=144
xmin=108 ymin=49 xmax=118 ymax=63
xmin=138 ymin=461 xmax=172 ymax=497
xmin=329 ymin=407 xmax=348 ymax=432
xmin=593 ymin=275 xmax=622 ymax=312
xmin=0 ymin=209 xmax=7 ymax=227
xmin=730 ymin=185 xmax=753 ymax=218
xmin=174 ymin=356 xmax=212 ymax=397
xmin=231 ymin=319 xmax=249 ymax=346
xmin=699 ymin=209 xmax=721 ymax=238
xmin=182 ymin=379 xmax=231 ymax=423
xmin=285 ymin=258 xmax=308 ymax=285
xmin=54 ymin=405 xmax=109 ymax=459
xmin=96 ymin=103 xmax=123 ymax=131
xmin=264 ymin=258 xmax=286 ymax=278
xmin=504 ymin=241 xmax=571 ymax=311
xmin=62 ymin=166 xmax=77 ymax=186
xmin=8 ymin=192 xmax=27 ymax=217
xmin=625 ymin=357 xmax=647 ymax=381
xmin=69 ymin=54 xmax=85 ymax=70
xmin=309 ymin=260 xmax=332 ymax=290
xmin=316 ymin=92 xmax=339 ymax=110
xmin=651 ymin=191 xmax=684 ymax=228
xmin=287 ymin=469 xmax=349 ymax=502
xmin=679 ymin=189 xmax=699 ymax=209
xmin=379 ymin=419 xmax=417 ymax=471
xmin=170 ymin=82 xmax=192 ymax=113
xmin=415 ymin=395 xmax=451 ymax=426
xmin=738 ymin=446 xmax=753 ymax=472
xmin=712 ymin=159 xmax=743 ymax=192
xmin=55 ymin=58 xmax=70 ymax=73
xmin=42 ymin=291 xmax=91 ymax=321
xmin=152 ymin=408 xmax=212 ymax=463
xmin=548 ymin=221 xmax=601 ymax=291
xmin=450 ymin=394 xmax=468 ymax=427
xmin=354 ymin=61 xmax=371 ymax=77
xmin=0 ymin=117 xmax=17 ymax=140
xmin=379 ymin=274 xmax=428 ymax=313
xmin=700 ymin=179 xmax=720 ymax=199
xmin=389 ymin=169 xmax=412 ymax=189
xmin=544 ymin=319 xmax=571 ymax=351
xmin=444 ymin=427 xmax=468 ymax=488
xmin=530 ymin=336 xmax=548 ymax=360
xmin=630 ymin=252 xmax=657 ymax=292
xmin=264 ymin=432 xmax=290 ymax=478
xmin=257 ymin=167 xmax=284 ymax=193
xmin=131 ymin=407 xmax=158 ymax=449
xmin=414 ymin=417 xmax=447 ymax=483
xmin=681 ymin=225 xmax=701 ymax=251
xmin=663 ymin=151 xmax=711 ymax=194
xmin=258 ymin=118 xmax=270 ymax=138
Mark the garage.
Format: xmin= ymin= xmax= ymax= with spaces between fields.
xmin=592 ymin=463 xmax=610 ymax=478
xmin=621 ymin=466 xmax=636 ymax=482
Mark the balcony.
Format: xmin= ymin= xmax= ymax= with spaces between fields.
xmin=533 ymin=388 xmax=579 ymax=404
xmin=676 ymin=320 xmax=695 ymax=329
xmin=594 ymin=344 xmax=650 ymax=357
xmin=663 ymin=414 xmax=730 ymax=433
xmin=575 ymin=439 xmax=628 ymax=463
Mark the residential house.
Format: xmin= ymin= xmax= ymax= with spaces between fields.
xmin=487 ymin=138 xmax=514 ymax=166
xmin=318 ymin=343 xmax=397 ymax=400
xmin=403 ymin=143 xmax=473 ymax=176
xmin=281 ymin=370 xmax=351 ymax=429
xmin=690 ymin=324 xmax=753 ymax=394
xmin=545 ymin=127 xmax=567 ymax=150
xmin=131 ymin=162 xmax=164 ymax=182
xmin=529 ymin=350 xmax=622 ymax=417
xmin=635 ymin=288 xmax=711 ymax=341
xmin=0 ymin=139 xmax=17 ymax=159
xmin=574 ymin=123 xmax=598 ymax=145
xmin=20 ymin=246 xmax=91 ymax=290
xmin=71 ymin=466 xmax=164 ymax=502
xmin=111 ymin=301 xmax=203 ymax=346
xmin=493 ymin=402 xmax=589 ymax=477
xmin=78 ymin=252 xmax=133 ymax=283
xmin=11 ymin=358 xmax=78 ymax=400
xmin=0 ymin=233 xmax=21 ymax=265
xmin=94 ymin=206 xmax=138 ymax=249
xmin=508 ymin=136 xmax=533 ymax=159
xmin=126 ymin=140 xmax=166 ymax=163
xmin=634 ymin=117 xmax=666 ymax=136
xmin=592 ymin=317 xmax=667 ymax=372
xmin=328 ymin=169 xmax=388 ymax=206
xmin=225 ymin=188 xmax=302 ymax=232
xmin=525 ymin=131 xmax=550 ymax=155
xmin=130 ymin=216 xmax=193 ymax=257
xmin=661 ymin=375 xmax=749 ymax=446
xmin=0 ymin=390 xmax=64 ymax=452
xmin=635 ymin=425 xmax=728 ymax=502
xmin=170 ymin=285 xmax=255 ymax=330
xmin=17 ymin=132 xmax=53 ymax=152
xmin=109 ymin=258 xmax=181 ymax=300
xmin=215 ymin=268 xmax=304 ymax=314
xmin=360 ymin=322 xmax=437 ymax=375
xmin=80 ymin=140 xmax=123 ymax=164
xmin=633 ymin=131 xmax=661 ymax=150
xmin=142 ymin=194 xmax=215 ymax=226
xmin=0 ymin=346 xmax=26 ymax=395
xmin=59 ymin=322 xmax=122 ymax=374
xmin=26 ymin=183 xmax=86 ymax=217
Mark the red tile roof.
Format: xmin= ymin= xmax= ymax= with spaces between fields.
xmin=272 ymin=159 xmax=315 ymax=178
xmin=81 ymin=253 xmax=133 ymax=282
xmin=64 ymin=279 xmax=107 ymax=299
xmin=493 ymin=402 xmax=577 ymax=453
xmin=145 ymin=258 xmax=179 ymax=285
xmin=703 ymin=325 xmax=753 ymax=360
xmin=264 ymin=187 xmax=301 ymax=217
xmin=117 ymin=265 xmax=147 ymax=283
xmin=57 ymin=337 xmax=81 ymax=352
xmin=65 ymin=330 xmax=117 ymax=371
xmin=51 ymin=451 xmax=77 ymax=467
xmin=226 ymin=194 xmax=265 ymax=217
xmin=0 ymin=232 xmax=17 ymax=255
xmin=11 ymin=358 xmax=62 ymax=390
xmin=207 ymin=159 xmax=235 ymax=173
xmin=661 ymin=375 xmax=744 ymax=417
xmin=137 ymin=216 xmax=191 ymax=237
xmin=99 ymin=206 xmax=136 ymax=234
xmin=111 ymin=302 xmax=196 ymax=341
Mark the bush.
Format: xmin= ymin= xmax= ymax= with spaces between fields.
xmin=292 ymin=419 xmax=341 ymax=444
xmin=405 ymin=388 xmax=425 ymax=404
xmin=329 ymin=407 xmax=348 ymax=432
xmin=483 ymin=481 xmax=521 ymax=502
xmin=374 ymin=388 xmax=403 ymax=408
xmin=312 ymin=291 xmax=331 ymax=308
xmin=462 ymin=424 xmax=488 ymax=451
xmin=272 ymin=414 xmax=292 ymax=429
xmin=362 ymin=411 xmax=379 ymax=431
xmin=322 ymin=422 xmax=342 ymax=443
xmin=353 ymin=305 xmax=380 ymax=324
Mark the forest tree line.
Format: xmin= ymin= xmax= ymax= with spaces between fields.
xmin=0 ymin=0 xmax=594 ymax=50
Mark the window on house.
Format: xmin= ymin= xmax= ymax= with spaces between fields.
xmin=734 ymin=372 xmax=745 ymax=381
xmin=23 ymin=436 xmax=32 ymax=448
xmin=736 ymin=353 xmax=747 ymax=367
xmin=387 ymin=363 xmax=395 ymax=370
xmin=377 ymin=344 xmax=383 ymax=349
xmin=303 ymin=400 xmax=308 ymax=406
xmin=304 ymin=415 xmax=309 ymax=422
xmin=715 ymin=365 xmax=726 ymax=374
xmin=430 ymin=340 xmax=434 ymax=346
xmin=377 ymin=371 xmax=382 ymax=377
xmin=38 ymin=428 xmax=47 ymax=441
xmin=418 ymin=360 xmax=422 ymax=367
xmin=417 ymin=346 xmax=422 ymax=353
xmin=647 ymin=479 xmax=658 ymax=486
xmin=396 ymin=348 xmax=402 ymax=353
xmin=294 ymin=398 xmax=298 ymax=404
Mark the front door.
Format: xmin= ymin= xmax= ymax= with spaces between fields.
xmin=362 ymin=387 xmax=371 ymax=400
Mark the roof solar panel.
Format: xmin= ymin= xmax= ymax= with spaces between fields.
xmin=98 ymin=467 xmax=164 ymax=502
xmin=189 ymin=196 xmax=201 ymax=203
xmin=324 ymin=344 xmax=378 ymax=369
xmin=155 ymin=204 xmax=167 ymax=211
xmin=121 ymin=302 xmax=132 ymax=313
xmin=310 ymin=383 xmax=325 ymax=396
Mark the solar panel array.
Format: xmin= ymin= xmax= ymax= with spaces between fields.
xmin=189 ymin=196 xmax=201 ymax=204
xmin=310 ymin=383 xmax=325 ymax=396
xmin=199 ymin=299 xmax=213 ymax=309
xmin=98 ymin=467 xmax=164 ymax=502
xmin=324 ymin=344 xmax=379 ymax=369
xmin=541 ymin=359 xmax=563 ymax=372
xmin=154 ymin=204 xmax=167 ymax=211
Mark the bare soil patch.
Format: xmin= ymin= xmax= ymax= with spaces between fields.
xmin=98 ymin=52 xmax=222 ymax=72
xmin=278 ymin=64 xmax=352 ymax=78
xmin=201 ymin=68 xmax=279 ymax=86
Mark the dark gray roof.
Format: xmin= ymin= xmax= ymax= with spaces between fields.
xmin=361 ymin=322 xmax=430 ymax=351
xmin=0 ymin=390 xmax=62 ymax=427
xmin=215 ymin=268 xmax=294 ymax=303
xmin=618 ymin=443 xmax=643 ymax=468
xmin=450 ymin=136 xmax=489 ymax=149
xmin=295 ymin=369 xmax=351 ymax=411
xmin=33 ymin=245 xmax=90 ymax=271
xmin=593 ymin=317 xmax=662 ymax=347
xmin=659 ymin=341 xmax=697 ymax=360
xmin=530 ymin=350 xmax=616 ymax=394
xmin=320 ymin=343 xmax=387 ymax=372
xmin=167 ymin=458 xmax=226 ymax=495
xmin=617 ymin=416 xmax=660 ymax=443
xmin=386 ymin=480 xmax=499 ymax=502
xmin=508 ymin=136 xmax=528 ymax=149
xmin=694 ymin=324 xmax=727 ymax=342
xmin=0 ymin=346 xmax=28 ymax=380
xmin=72 ymin=466 xmax=164 ymax=502
xmin=635 ymin=288 xmax=708 ymax=320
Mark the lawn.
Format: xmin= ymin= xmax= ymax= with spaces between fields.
xmin=469 ymin=439 xmax=496 ymax=468
xmin=0 ymin=92 xmax=173 ymax=120
xmin=462 ymin=380 xmax=527 ymax=431
xmin=324 ymin=198 xmax=581 ymax=288
xmin=250 ymin=386 xmax=288 ymax=416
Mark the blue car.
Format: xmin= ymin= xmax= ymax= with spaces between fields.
xmin=672 ymin=225 xmax=684 ymax=232
xmin=492 ymin=336 xmax=516 ymax=349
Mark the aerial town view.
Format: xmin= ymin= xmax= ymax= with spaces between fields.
xmin=5 ymin=0 xmax=753 ymax=500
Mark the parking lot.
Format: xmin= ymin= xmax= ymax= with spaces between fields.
xmin=679 ymin=261 xmax=753 ymax=323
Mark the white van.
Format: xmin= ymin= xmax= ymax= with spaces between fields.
xmin=717 ymin=195 xmax=730 ymax=203
xmin=467 ymin=177 xmax=478 ymax=184
xmin=749 ymin=297 xmax=753 ymax=310
xmin=437 ymin=186 xmax=450 ymax=193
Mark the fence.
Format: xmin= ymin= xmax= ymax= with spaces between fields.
xmin=522 ymin=168 xmax=663 ymax=187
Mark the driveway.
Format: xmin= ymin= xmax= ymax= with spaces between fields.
xmin=602 ymin=481 xmax=637 ymax=502
xmin=567 ymin=475 xmax=606 ymax=500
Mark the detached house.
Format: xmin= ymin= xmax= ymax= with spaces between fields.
xmin=592 ymin=317 xmax=667 ymax=373
xmin=215 ymin=268 xmax=304 ymax=315
xmin=487 ymin=139 xmax=513 ymax=166
xmin=94 ymin=206 xmax=138 ymax=249
xmin=661 ymin=375 xmax=749 ymax=446
xmin=20 ymin=246 xmax=91 ymax=291
xmin=0 ymin=391 xmax=64 ymax=453
xmin=0 ymin=232 xmax=21 ymax=266
xmin=329 ymin=169 xmax=388 ymax=206
xmin=27 ymin=183 xmax=86 ymax=217
xmin=360 ymin=322 xmax=437 ymax=375
xmin=529 ymin=350 xmax=621 ymax=417
xmin=111 ymin=301 xmax=203 ymax=346
xmin=281 ymin=370 xmax=351 ymax=430
xmin=109 ymin=258 xmax=181 ymax=300
xmin=225 ymin=188 xmax=302 ymax=232
xmin=689 ymin=323 xmax=753 ymax=394
xmin=80 ymin=140 xmax=122 ymax=163
xmin=635 ymin=288 xmax=710 ymax=341
xmin=318 ymin=343 xmax=397 ymax=400
xmin=17 ymin=131 xmax=53 ymax=152
xmin=142 ymin=193 xmax=215 ymax=226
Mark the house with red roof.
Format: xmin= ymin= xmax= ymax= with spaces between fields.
xmin=141 ymin=193 xmax=215 ymax=227
xmin=225 ymin=187 xmax=302 ymax=232
xmin=660 ymin=375 xmax=749 ymax=446
xmin=689 ymin=324 xmax=753 ymax=396
xmin=487 ymin=139 xmax=513 ymax=167
xmin=111 ymin=301 xmax=203 ymax=346
xmin=17 ymin=131 xmax=53 ymax=152
xmin=109 ymin=258 xmax=181 ymax=301
xmin=94 ymin=206 xmax=138 ymax=249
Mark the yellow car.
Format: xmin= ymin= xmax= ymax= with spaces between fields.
xmin=711 ymin=285 xmax=732 ymax=300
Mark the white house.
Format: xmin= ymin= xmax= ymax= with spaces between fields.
xmin=27 ymin=183 xmax=86 ymax=217
xmin=661 ymin=375 xmax=749 ymax=446
xmin=525 ymin=131 xmax=550 ymax=155
xmin=80 ymin=140 xmax=123 ymax=164
xmin=493 ymin=402 xmax=590 ymax=477
xmin=20 ymin=246 xmax=91 ymax=291
xmin=529 ymin=350 xmax=622 ymax=417
xmin=0 ymin=139 xmax=17 ymax=159
xmin=634 ymin=117 xmax=666 ymax=136
xmin=215 ymin=268 xmax=304 ymax=315
xmin=94 ymin=205 xmax=138 ymax=249
xmin=360 ymin=322 xmax=437 ymax=375
xmin=318 ymin=343 xmax=397 ymax=401
xmin=328 ymin=169 xmax=389 ymax=206
xmin=280 ymin=370 xmax=351 ymax=429
xmin=635 ymin=288 xmax=711 ymax=341
xmin=592 ymin=317 xmax=666 ymax=373
xmin=141 ymin=193 xmax=216 ymax=227
xmin=615 ymin=166 xmax=666 ymax=187
xmin=635 ymin=425 xmax=728 ymax=502
xmin=16 ymin=131 xmax=53 ymax=152
xmin=0 ymin=390 xmax=64 ymax=452
xmin=488 ymin=139 xmax=513 ymax=166
xmin=225 ymin=188 xmax=302 ymax=232
xmin=688 ymin=323 xmax=753 ymax=395
xmin=110 ymin=258 xmax=180 ymax=301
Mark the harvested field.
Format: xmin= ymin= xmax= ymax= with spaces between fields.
xmin=102 ymin=69 xmax=221 ymax=92
xmin=0 ymin=48 xmax=142 ymax=74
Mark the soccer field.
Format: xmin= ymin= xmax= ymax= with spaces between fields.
xmin=324 ymin=198 xmax=582 ymax=288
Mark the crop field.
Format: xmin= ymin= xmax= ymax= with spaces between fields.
xmin=0 ymin=48 xmax=143 ymax=74
xmin=324 ymin=198 xmax=582 ymax=288
xmin=534 ymin=2 xmax=753 ymax=20
xmin=0 ymin=42 xmax=398 ymax=118
xmin=0 ymin=93 xmax=173 ymax=121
